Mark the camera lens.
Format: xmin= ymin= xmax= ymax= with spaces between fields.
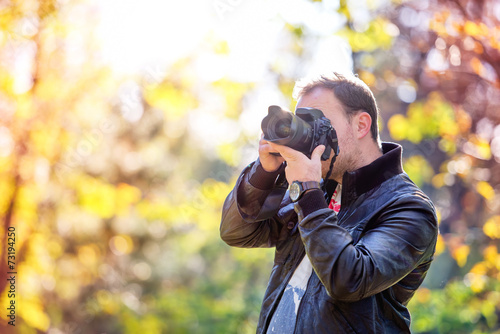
xmin=261 ymin=106 xmax=313 ymax=152
xmin=275 ymin=119 xmax=291 ymax=138
xmin=261 ymin=105 xmax=336 ymax=161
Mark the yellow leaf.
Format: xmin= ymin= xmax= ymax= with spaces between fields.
xmin=212 ymin=79 xmax=251 ymax=119
xmin=455 ymin=107 xmax=472 ymax=133
xmin=216 ymin=142 xmax=240 ymax=167
xmin=470 ymin=57 xmax=484 ymax=76
xmin=278 ymin=80 xmax=295 ymax=105
xmin=477 ymin=142 xmax=492 ymax=160
xmin=15 ymin=93 xmax=35 ymax=119
xmin=464 ymin=21 xmax=482 ymax=37
xmin=469 ymin=262 xmax=487 ymax=275
xmin=360 ymin=55 xmax=377 ymax=68
xmin=464 ymin=21 xmax=489 ymax=38
xmin=435 ymin=234 xmax=445 ymax=256
xmin=18 ymin=297 xmax=50 ymax=331
xmin=429 ymin=18 xmax=447 ymax=35
xmin=477 ymin=181 xmax=495 ymax=200
xmin=407 ymin=126 xmax=423 ymax=144
xmin=483 ymin=216 xmax=500 ymax=239
xmin=30 ymin=121 xmax=63 ymax=161
xmin=35 ymin=73 xmax=65 ymax=101
xmin=467 ymin=273 xmax=487 ymax=293
xmin=144 ymin=83 xmax=197 ymax=120
xmin=0 ymin=178 xmax=15 ymax=216
xmin=358 ymin=70 xmax=376 ymax=87
xmin=452 ymin=244 xmax=470 ymax=267
xmin=438 ymin=118 xmax=459 ymax=138
xmin=383 ymin=70 xmax=397 ymax=83
xmin=438 ymin=138 xmax=456 ymax=155
xmin=214 ymin=40 xmax=230 ymax=55
xmin=387 ymin=114 xmax=409 ymax=141
xmin=483 ymin=245 xmax=499 ymax=268
xmin=14 ymin=183 xmax=39 ymax=231
xmin=109 ymin=234 xmax=134 ymax=255
xmin=403 ymin=155 xmax=434 ymax=187
xmin=137 ymin=200 xmax=175 ymax=222
xmin=96 ymin=289 xmax=119 ymax=314
xmin=78 ymin=244 xmax=100 ymax=267
xmin=78 ymin=177 xmax=117 ymax=218
xmin=415 ymin=287 xmax=431 ymax=304
xmin=465 ymin=135 xmax=492 ymax=160
xmin=116 ymin=183 xmax=142 ymax=215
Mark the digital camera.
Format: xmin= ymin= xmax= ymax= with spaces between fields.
xmin=261 ymin=105 xmax=339 ymax=161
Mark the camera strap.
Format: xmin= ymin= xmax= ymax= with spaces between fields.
xmin=323 ymin=133 xmax=339 ymax=183
xmin=324 ymin=152 xmax=337 ymax=183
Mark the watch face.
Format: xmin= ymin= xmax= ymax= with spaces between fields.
xmin=289 ymin=182 xmax=301 ymax=202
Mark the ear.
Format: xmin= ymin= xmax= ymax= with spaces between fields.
xmin=354 ymin=111 xmax=372 ymax=139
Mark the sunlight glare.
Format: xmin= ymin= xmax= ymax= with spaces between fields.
xmin=96 ymin=0 xmax=354 ymax=157
xmin=97 ymin=0 xmax=211 ymax=73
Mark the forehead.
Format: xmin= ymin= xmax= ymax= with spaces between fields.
xmin=295 ymin=87 xmax=346 ymax=121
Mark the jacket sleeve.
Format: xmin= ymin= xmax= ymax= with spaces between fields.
xmin=296 ymin=190 xmax=438 ymax=302
xmin=220 ymin=159 xmax=288 ymax=248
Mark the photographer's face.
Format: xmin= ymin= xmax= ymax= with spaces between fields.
xmin=296 ymin=87 xmax=361 ymax=183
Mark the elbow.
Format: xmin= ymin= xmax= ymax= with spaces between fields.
xmin=219 ymin=222 xmax=247 ymax=248
xmin=220 ymin=201 xmax=241 ymax=247
xmin=326 ymin=287 xmax=362 ymax=302
xmin=327 ymin=287 xmax=363 ymax=302
xmin=323 ymin=275 xmax=367 ymax=302
xmin=220 ymin=227 xmax=236 ymax=246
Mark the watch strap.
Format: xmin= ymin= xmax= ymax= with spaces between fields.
xmin=290 ymin=180 xmax=321 ymax=202
xmin=300 ymin=181 xmax=321 ymax=193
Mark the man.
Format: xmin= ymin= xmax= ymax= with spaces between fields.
xmin=220 ymin=73 xmax=438 ymax=333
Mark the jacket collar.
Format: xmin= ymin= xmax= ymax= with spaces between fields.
xmin=341 ymin=142 xmax=403 ymax=201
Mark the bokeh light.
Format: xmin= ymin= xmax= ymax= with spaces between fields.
xmin=1 ymin=0 xmax=499 ymax=333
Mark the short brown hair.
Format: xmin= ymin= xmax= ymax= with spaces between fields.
xmin=294 ymin=72 xmax=381 ymax=145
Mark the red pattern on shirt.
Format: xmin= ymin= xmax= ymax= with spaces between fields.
xmin=328 ymin=189 xmax=341 ymax=213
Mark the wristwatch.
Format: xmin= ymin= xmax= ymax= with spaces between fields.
xmin=289 ymin=181 xmax=321 ymax=202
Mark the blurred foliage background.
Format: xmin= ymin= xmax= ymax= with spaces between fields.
xmin=0 ymin=0 xmax=499 ymax=333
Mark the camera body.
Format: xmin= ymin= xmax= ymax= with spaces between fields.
xmin=261 ymin=105 xmax=339 ymax=161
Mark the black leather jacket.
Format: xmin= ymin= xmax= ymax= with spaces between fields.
xmin=220 ymin=143 xmax=438 ymax=333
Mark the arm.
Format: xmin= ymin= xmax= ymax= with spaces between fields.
xmin=296 ymin=191 xmax=438 ymax=301
xmin=220 ymin=159 xmax=288 ymax=248
xmin=266 ymin=141 xmax=438 ymax=301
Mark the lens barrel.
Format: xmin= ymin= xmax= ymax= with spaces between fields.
xmin=261 ymin=106 xmax=314 ymax=153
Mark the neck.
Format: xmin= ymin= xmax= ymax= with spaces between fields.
xmin=357 ymin=140 xmax=383 ymax=169
xmin=339 ymin=140 xmax=383 ymax=183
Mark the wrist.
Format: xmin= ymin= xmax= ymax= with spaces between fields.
xmin=259 ymin=157 xmax=283 ymax=173
xmin=294 ymin=189 xmax=328 ymax=219
xmin=289 ymin=180 xmax=321 ymax=202
xmin=261 ymin=162 xmax=284 ymax=173
xmin=249 ymin=159 xmax=285 ymax=190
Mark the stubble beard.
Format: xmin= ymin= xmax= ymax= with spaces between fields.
xmin=324 ymin=130 xmax=360 ymax=184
